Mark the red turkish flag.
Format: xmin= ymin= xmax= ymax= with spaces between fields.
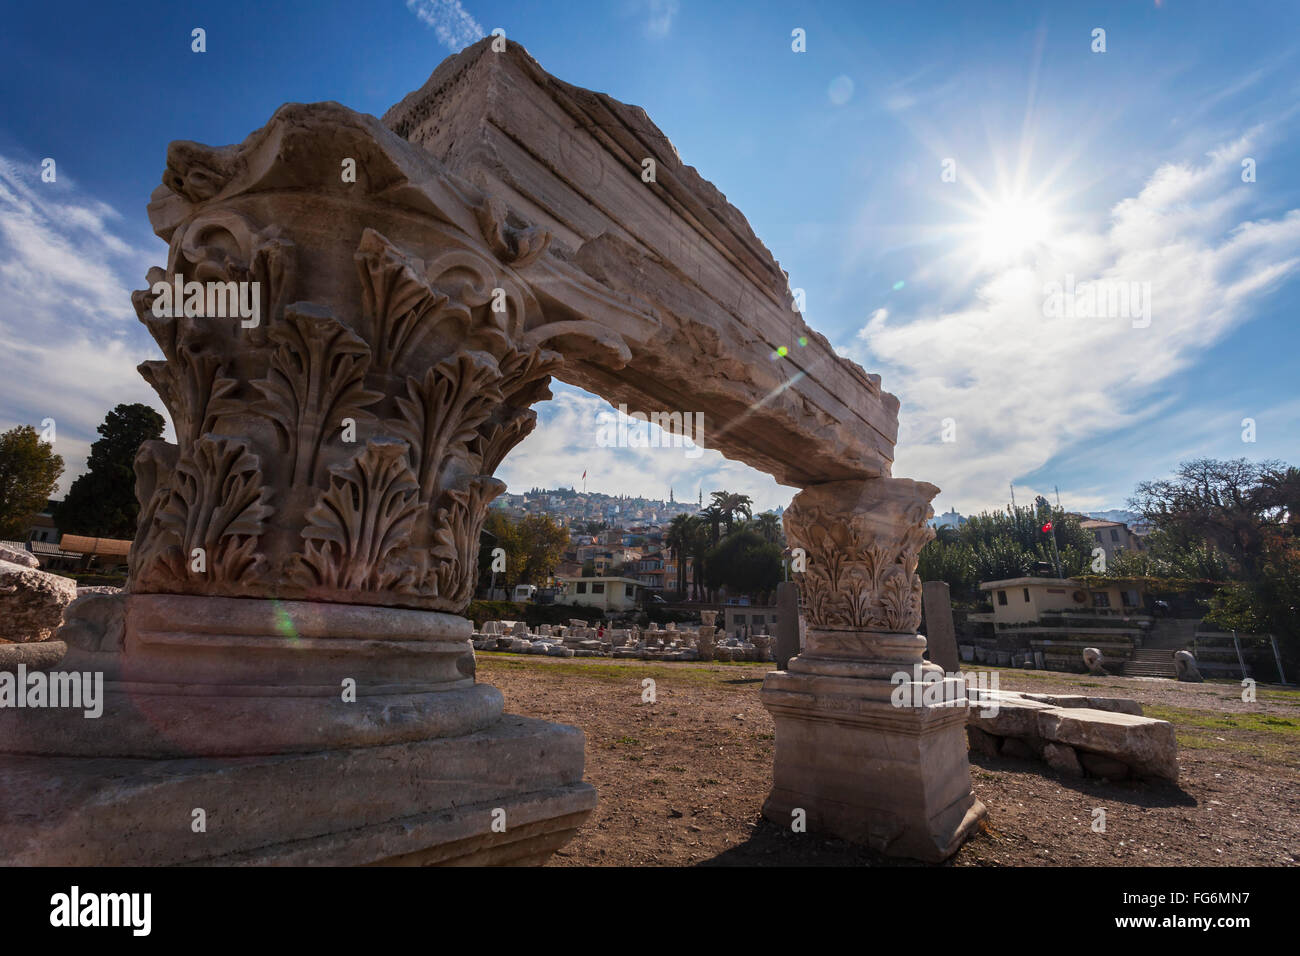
xmin=1041 ymin=521 xmax=1053 ymax=533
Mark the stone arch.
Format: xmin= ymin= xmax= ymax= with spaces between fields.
xmin=4 ymin=41 xmax=982 ymax=866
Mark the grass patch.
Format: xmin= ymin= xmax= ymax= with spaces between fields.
xmin=1144 ymin=705 xmax=1300 ymax=737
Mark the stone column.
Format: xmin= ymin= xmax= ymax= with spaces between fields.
xmin=774 ymin=580 xmax=800 ymax=669
xmin=922 ymin=580 xmax=960 ymax=673
xmin=760 ymin=478 xmax=985 ymax=862
xmin=0 ymin=103 xmax=596 ymax=865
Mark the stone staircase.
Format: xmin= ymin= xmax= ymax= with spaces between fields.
xmin=1120 ymin=619 xmax=1198 ymax=677
xmin=1121 ymin=648 xmax=1178 ymax=678
xmin=1144 ymin=617 xmax=1200 ymax=650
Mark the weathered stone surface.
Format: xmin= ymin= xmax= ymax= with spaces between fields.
xmin=1035 ymin=708 xmax=1178 ymax=782
xmin=763 ymin=671 xmax=984 ymax=863
xmin=1082 ymin=646 xmax=1109 ymax=676
xmin=0 ymin=545 xmax=38 ymax=568
xmin=774 ymin=581 xmax=800 ymax=669
xmin=762 ymin=478 xmax=984 ymax=862
xmin=1015 ymin=692 xmax=1143 ymax=716
xmin=384 ymin=39 xmax=898 ymax=488
xmin=1042 ymin=742 xmax=1083 ymax=776
xmin=0 ymin=640 xmax=67 ymax=673
xmin=968 ymin=692 xmax=1054 ymax=738
xmin=1174 ymin=649 xmax=1204 ymax=682
xmin=0 ymin=715 xmax=595 ymax=865
xmin=922 ymin=580 xmax=959 ymax=673
xmin=0 ymin=559 xmax=78 ymax=643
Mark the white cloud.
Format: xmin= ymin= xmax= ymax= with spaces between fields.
xmin=497 ymin=384 xmax=797 ymax=512
xmin=641 ymin=0 xmax=679 ymax=39
xmin=0 ymin=155 xmax=167 ymax=496
xmin=844 ymin=132 xmax=1300 ymax=514
xmin=405 ymin=0 xmax=485 ymax=52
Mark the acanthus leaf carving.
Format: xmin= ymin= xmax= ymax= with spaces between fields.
xmin=355 ymin=228 xmax=458 ymax=372
xmin=135 ymin=436 xmax=273 ymax=590
xmin=393 ymin=351 xmax=504 ymax=504
xmin=250 ymin=303 xmax=384 ymax=486
xmin=292 ymin=439 xmax=422 ymax=593
xmin=784 ymin=480 xmax=935 ymax=633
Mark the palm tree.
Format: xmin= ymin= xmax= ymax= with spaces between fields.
xmin=689 ymin=517 xmax=711 ymax=601
xmin=754 ymin=511 xmax=781 ymax=544
xmin=665 ymin=513 xmax=693 ymax=596
xmin=709 ymin=491 xmax=753 ymax=534
xmin=698 ymin=505 xmax=725 ymax=546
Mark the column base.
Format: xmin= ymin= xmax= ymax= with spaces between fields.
xmin=760 ymin=669 xmax=985 ymax=863
xmin=0 ymin=714 xmax=595 ymax=866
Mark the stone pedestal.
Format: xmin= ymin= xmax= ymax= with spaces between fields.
xmin=762 ymin=671 xmax=983 ymax=862
xmin=760 ymin=479 xmax=984 ymax=862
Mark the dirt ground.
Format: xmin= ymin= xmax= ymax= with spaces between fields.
xmin=476 ymin=653 xmax=1300 ymax=866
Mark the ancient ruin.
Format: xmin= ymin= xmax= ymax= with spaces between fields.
xmin=0 ymin=38 xmax=984 ymax=864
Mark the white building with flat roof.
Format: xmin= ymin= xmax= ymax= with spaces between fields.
xmin=557 ymin=576 xmax=642 ymax=611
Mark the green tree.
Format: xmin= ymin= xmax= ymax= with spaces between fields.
xmin=704 ymin=527 xmax=782 ymax=604
xmin=665 ymin=513 xmax=694 ymax=595
xmin=1129 ymin=458 xmax=1299 ymax=650
xmin=709 ymin=491 xmax=753 ymax=535
xmin=0 ymin=425 xmax=64 ymax=539
xmin=55 ymin=403 xmax=165 ymax=538
xmin=752 ymin=511 xmax=783 ymax=545
xmin=916 ymin=525 xmax=978 ymax=598
xmin=477 ymin=512 xmax=569 ymax=592
xmin=697 ymin=504 xmax=725 ymax=546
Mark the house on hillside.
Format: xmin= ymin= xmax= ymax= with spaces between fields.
xmin=1077 ymin=517 xmax=1147 ymax=567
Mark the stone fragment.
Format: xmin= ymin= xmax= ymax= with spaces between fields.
xmin=1042 ymin=742 xmax=1083 ymax=776
xmin=1082 ymin=647 xmax=1109 ymax=676
xmin=0 ymin=545 xmax=38 ymax=569
xmin=1174 ymin=649 xmax=1204 ymax=683
xmin=0 ymin=559 xmax=78 ymax=643
xmin=1036 ymin=708 xmax=1177 ymax=782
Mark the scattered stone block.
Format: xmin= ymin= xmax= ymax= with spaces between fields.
xmin=0 ymin=557 xmax=78 ymax=643
xmin=1035 ymin=707 xmax=1177 ymax=782
xmin=1042 ymin=742 xmax=1083 ymax=776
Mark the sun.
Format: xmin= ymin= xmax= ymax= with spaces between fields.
xmin=975 ymin=195 xmax=1054 ymax=264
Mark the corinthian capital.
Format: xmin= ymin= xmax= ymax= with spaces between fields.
xmin=784 ymin=478 xmax=938 ymax=635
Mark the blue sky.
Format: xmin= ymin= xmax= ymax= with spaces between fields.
xmin=2 ymin=0 xmax=1297 ymax=517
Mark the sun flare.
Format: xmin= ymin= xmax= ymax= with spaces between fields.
xmin=975 ymin=196 xmax=1053 ymax=263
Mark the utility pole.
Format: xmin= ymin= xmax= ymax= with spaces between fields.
xmin=1009 ymin=482 xmax=1017 ymax=511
